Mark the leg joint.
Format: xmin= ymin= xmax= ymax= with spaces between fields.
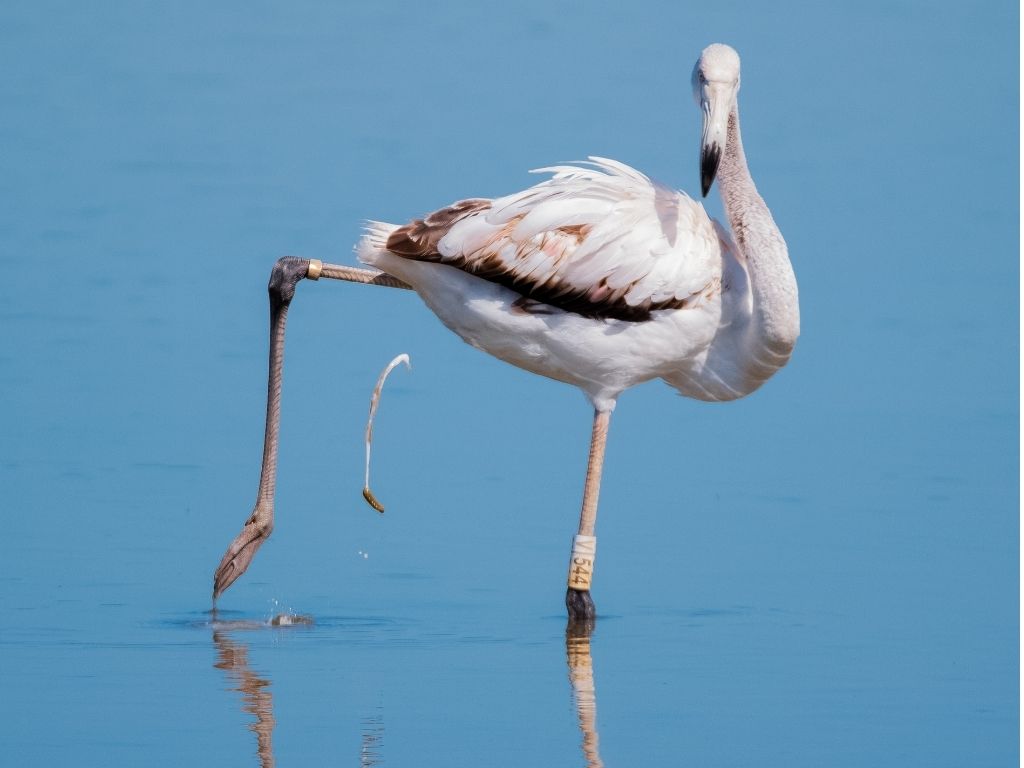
xmin=268 ymin=256 xmax=310 ymax=309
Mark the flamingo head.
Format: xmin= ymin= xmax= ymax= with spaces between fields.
xmin=692 ymin=44 xmax=741 ymax=197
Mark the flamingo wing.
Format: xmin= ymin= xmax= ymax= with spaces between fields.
xmin=383 ymin=158 xmax=723 ymax=322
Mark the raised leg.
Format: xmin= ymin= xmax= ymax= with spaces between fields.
xmin=212 ymin=258 xmax=410 ymax=604
xmin=565 ymin=409 xmax=611 ymax=623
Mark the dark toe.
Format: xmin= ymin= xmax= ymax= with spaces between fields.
xmin=565 ymin=587 xmax=596 ymax=625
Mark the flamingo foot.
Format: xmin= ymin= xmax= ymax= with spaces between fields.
xmin=566 ymin=587 xmax=596 ymax=625
xmin=213 ymin=505 xmax=273 ymax=603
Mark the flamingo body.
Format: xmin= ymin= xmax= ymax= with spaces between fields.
xmin=358 ymin=158 xmax=760 ymax=410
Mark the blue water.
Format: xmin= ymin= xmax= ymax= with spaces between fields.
xmin=0 ymin=2 xmax=1017 ymax=766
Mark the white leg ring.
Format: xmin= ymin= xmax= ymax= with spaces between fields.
xmin=567 ymin=535 xmax=597 ymax=590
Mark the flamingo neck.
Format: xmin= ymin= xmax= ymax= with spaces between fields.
xmin=718 ymin=107 xmax=800 ymax=368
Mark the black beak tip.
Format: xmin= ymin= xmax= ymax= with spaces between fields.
xmin=700 ymin=143 xmax=722 ymax=199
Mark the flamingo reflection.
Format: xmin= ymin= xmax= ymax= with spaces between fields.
xmin=566 ymin=620 xmax=604 ymax=768
xmin=213 ymin=630 xmax=277 ymax=768
xmin=212 ymin=620 xmax=385 ymax=767
xmin=212 ymin=617 xmax=602 ymax=766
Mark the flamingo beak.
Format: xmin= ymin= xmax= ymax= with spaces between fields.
xmin=700 ymin=82 xmax=731 ymax=197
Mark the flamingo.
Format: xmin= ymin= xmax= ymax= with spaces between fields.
xmin=212 ymin=43 xmax=799 ymax=621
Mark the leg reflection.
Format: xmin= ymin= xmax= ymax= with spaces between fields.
xmin=360 ymin=709 xmax=384 ymax=768
xmin=213 ymin=631 xmax=277 ymax=768
xmin=566 ymin=619 xmax=604 ymax=768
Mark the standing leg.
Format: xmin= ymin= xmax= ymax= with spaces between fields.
xmin=566 ymin=409 xmax=611 ymax=623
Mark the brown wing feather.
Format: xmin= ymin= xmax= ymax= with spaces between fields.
xmin=385 ymin=199 xmax=491 ymax=259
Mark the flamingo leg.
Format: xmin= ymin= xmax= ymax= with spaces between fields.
xmin=212 ymin=258 xmax=410 ymax=604
xmin=566 ymin=409 xmax=611 ymax=623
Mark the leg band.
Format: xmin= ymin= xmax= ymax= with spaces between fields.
xmin=567 ymin=535 xmax=597 ymax=590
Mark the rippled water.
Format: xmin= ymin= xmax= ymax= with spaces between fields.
xmin=0 ymin=2 xmax=1017 ymax=766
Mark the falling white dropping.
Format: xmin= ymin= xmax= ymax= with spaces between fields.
xmin=363 ymin=353 xmax=411 ymax=513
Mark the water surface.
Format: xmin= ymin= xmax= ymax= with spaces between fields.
xmin=0 ymin=2 xmax=1017 ymax=765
